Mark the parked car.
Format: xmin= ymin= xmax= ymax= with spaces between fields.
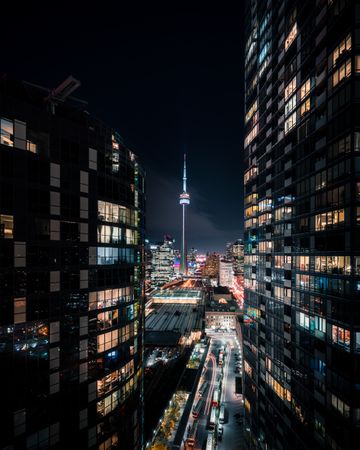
xmin=218 ymin=424 xmax=223 ymax=440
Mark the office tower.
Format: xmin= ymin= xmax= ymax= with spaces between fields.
xmin=149 ymin=236 xmax=175 ymax=286
xmin=203 ymin=253 xmax=220 ymax=280
xmin=219 ymin=259 xmax=234 ymax=288
xmin=226 ymin=239 xmax=245 ymax=275
xmin=179 ymin=154 xmax=190 ymax=275
xmin=0 ymin=77 xmax=145 ymax=449
xmin=243 ymin=1 xmax=360 ymax=449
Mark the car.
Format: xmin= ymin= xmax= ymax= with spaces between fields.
xmin=218 ymin=424 xmax=223 ymax=439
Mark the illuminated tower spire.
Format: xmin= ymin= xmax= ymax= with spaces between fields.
xmin=179 ymin=154 xmax=190 ymax=275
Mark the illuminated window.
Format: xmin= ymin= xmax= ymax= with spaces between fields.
xmin=258 ymin=198 xmax=272 ymax=212
xmin=244 ymin=217 xmax=258 ymax=229
xmin=244 ymin=193 xmax=258 ymax=205
xmin=285 ymin=23 xmax=297 ymax=51
xmin=0 ymin=214 xmax=13 ymax=238
xmin=97 ymin=330 xmax=119 ymax=353
xmin=259 ymin=57 xmax=270 ymax=78
xmin=14 ymin=297 xmax=26 ymax=324
xmin=97 ymin=247 xmax=135 ymax=265
xmin=258 ymin=212 xmax=272 ymax=225
xmin=356 ymin=56 xmax=360 ymax=73
xmin=97 ymin=310 xmax=119 ymax=330
xmin=97 ymin=224 xmax=122 ymax=244
xmin=244 ymin=123 xmax=259 ymax=147
xmin=331 ymin=393 xmax=350 ymax=417
xmin=297 ymin=256 xmax=309 ymax=271
xmin=284 ymin=112 xmax=297 ymax=134
xmin=259 ymin=42 xmax=270 ymax=64
xmin=285 ymin=94 xmax=296 ymax=117
xmin=300 ymin=79 xmax=311 ymax=100
xmin=296 ymin=274 xmax=310 ymax=289
xmin=332 ymin=325 xmax=350 ymax=350
xmin=0 ymin=117 xmax=14 ymax=147
xmin=244 ymin=165 xmax=258 ymax=184
xmin=332 ymin=33 xmax=351 ymax=66
xmin=98 ymin=200 xmax=134 ymax=226
xmin=315 ymin=170 xmax=327 ymax=190
xmin=315 ymin=255 xmax=351 ymax=275
xmin=299 ymin=312 xmax=310 ymax=330
xmin=275 ymin=206 xmax=292 ymax=221
xmin=332 ymin=59 xmax=351 ymax=87
xmin=259 ymin=12 xmax=270 ymax=36
xmin=315 ymin=316 xmax=326 ymax=334
xmin=245 ymin=100 xmax=258 ymax=124
xmin=315 ymin=209 xmax=345 ymax=230
xmin=244 ymin=361 xmax=253 ymax=377
xmin=245 ymin=205 xmax=258 ymax=218
xmin=300 ymin=98 xmax=310 ymax=116
xmin=285 ymin=77 xmax=296 ymax=101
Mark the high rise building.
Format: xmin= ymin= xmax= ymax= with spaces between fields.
xmin=226 ymin=239 xmax=244 ymax=275
xmin=219 ymin=259 xmax=234 ymax=288
xmin=179 ymin=154 xmax=190 ymax=275
xmin=149 ymin=236 xmax=175 ymax=286
xmin=203 ymin=253 xmax=220 ymax=281
xmin=233 ymin=239 xmax=245 ymax=275
xmin=243 ymin=1 xmax=360 ymax=449
xmin=0 ymin=77 xmax=145 ymax=449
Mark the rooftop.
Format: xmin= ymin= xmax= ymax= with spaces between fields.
xmin=206 ymin=297 xmax=240 ymax=313
xmin=145 ymin=303 xmax=203 ymax=346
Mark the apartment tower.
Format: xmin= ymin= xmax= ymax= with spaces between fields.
xmin=243 ymin=1 xmax=360 ymax=448
xmin=0 ymin=77 xmax=145 ymax=449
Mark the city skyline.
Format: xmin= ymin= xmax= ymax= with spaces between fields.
xmin=1 ymin=12 xmax=245 ymax=252
xmin=1 ymin=5 xmax=359 ymax=450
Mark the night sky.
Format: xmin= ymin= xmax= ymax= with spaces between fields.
xmin=3 ymin=12 xmax=244 ymax=252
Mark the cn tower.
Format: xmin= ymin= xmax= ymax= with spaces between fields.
xmin=179 ymin=154 xmax=190 ymax=275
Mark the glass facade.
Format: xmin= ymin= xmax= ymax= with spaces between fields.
xmin=243 ymin=1 xmax=360 ymax=448
xmin=0 ymin=78 xmax=145 ymax=449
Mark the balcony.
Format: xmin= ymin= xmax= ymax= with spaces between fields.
xmin=284 ymin=160 xmax=292 ymax=171
xmin=284 ymin=143 xmax=292 ymax=154
xmin=316 ymin=91 xmax=326 ymax=108
xmin=316 ymin=68 xmax=327 ymax=87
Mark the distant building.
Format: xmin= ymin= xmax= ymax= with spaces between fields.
xmin=203 ymin=253 xmax=219 ymax=280
xmin=232 ymin=239 xmax=244 ymax=275
xmin=150 ymin=236 xmax=175 ymax=286
xmin=205 ymin=287 xmax=240 ymax=330
xmin=187 ymin=247 xmax=197 ymax=275
xmin=226 ymin=239 xmax=244 ymax=275
xmin=219 ymin=259 xmax=234 ymax=288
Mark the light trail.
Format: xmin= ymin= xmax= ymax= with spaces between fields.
xmin=205 ymin=353 xmax=217 ymax=416
xmin=221 ymin=341 xmax=232 ymax=404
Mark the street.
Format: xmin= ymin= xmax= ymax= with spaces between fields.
xmin=182 ymin=331 xmax=244 ymax=450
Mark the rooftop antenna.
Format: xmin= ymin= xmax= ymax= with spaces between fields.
xmin=45 ymin=75 xmax=81 ymax=113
